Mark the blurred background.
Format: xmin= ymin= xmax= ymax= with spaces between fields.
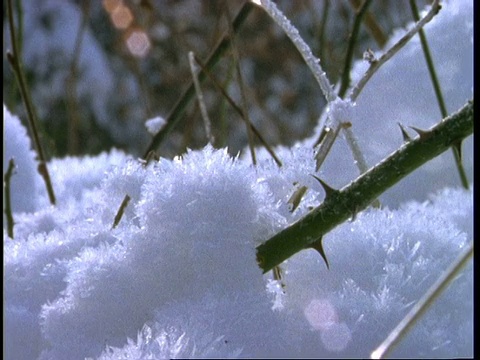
xmin=3 ymin=0 xmax=429 ymax=159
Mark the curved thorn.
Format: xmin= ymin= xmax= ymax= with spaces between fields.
xmin=397 ymin=122 xmax=412 ymax=142
xmin=309 ymin=237 xmax=329 ymax=269
xmin=409 ymin=126 xmax=431 ymax=140
xmin=310 ymin=174 xmax=338 ymax=198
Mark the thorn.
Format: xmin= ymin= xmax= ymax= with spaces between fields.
xmin=311 ymin=175 xmax=338 ymax=199
xmin=397 ymin=123 xmax=412 ymax=142
xmin=409 ymin=126 xmax=431 ymax=140
xmin=309 ymin=237 xmax=329 ymax=269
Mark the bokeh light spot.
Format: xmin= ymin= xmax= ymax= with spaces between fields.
xmin=320 ymin=322 xmax=352 ymax=352
xmin=304 ymin=298 xmax=338 ymax=330
xmin=111 ymin=5 xmax=133 ymax=29
xmin=103 ymin=0 xmax=122 ymax=13
xmin=126 ymin=30 xmax=151 ymax=58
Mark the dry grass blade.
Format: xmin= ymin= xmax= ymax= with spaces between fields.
xmin=188 ymin=51 xmax=214 ymax=144
xmin=112 ymin=194 xmax=131 ymax=230
xmin=6 ymin=0 xmax=56 ymax=205
xmin=371 ymin=240 xmax=473 ymax=359
xmin=193 ymin=55 xmax=282 ymax=167
xmin=4 ymin=158 xmax=16 ymax=239
xmin=143 ymin=2 xmax=255 ymax=157
xmin=225 ymin=4 xmax=257 ymax=165
xmin=409 ymin=0 xmax=469 ymax=189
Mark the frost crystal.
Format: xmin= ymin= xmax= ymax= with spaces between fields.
xmin=326 ymin=98 xmax=354 ymax=126
xmin=3 ymin=0 xmax=473 ymax=358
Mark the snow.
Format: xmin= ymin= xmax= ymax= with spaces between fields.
xmin=306 ymin=0 xmax=473 ymax=206
xmin=4 ymin=0 xmax=473 ymax=359
xmin=145 ymin=116 xmax=167 ymax=135
xmin=3 ymin=105 xmax=41 ymax=213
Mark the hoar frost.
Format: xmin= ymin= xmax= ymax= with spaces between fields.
xmin=4 ymin=0 xmax=473 ymax=358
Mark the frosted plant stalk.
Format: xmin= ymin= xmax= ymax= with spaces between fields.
xmin=349 ymin=0 xmax=441 ymax=101
xmin=251 ymin=0 xmax=336 ymax=103
xmin=371 ymin=240 xmax=473 ymax=359
xmin=189 ymin=51 xmax=214 ymax=144
xmin=252 ymin=0 xmax=367 ymax=175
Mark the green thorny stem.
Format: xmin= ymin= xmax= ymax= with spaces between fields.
xmin=409 ymin=0 xmax=469 ymax=189
xmin=6 ymin=0 xmax=56 ymax=205
xmin=256 ymin=100 xmax=473 ymax=273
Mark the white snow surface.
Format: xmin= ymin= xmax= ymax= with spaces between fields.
xmin=3 ymin=105 xmax=40 ymax=213
xmin=4 ymin=0 xmax=473 ymax=359
xmin=145 ymin=116 xmax=167 ymax=135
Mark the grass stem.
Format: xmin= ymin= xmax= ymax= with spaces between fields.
xmin=4 ymin=159 xmax=16 ymax=239
xmin=338 ymin=0 xmax=373 ymax=99
xmin=371 ymin=240 xmax=473 ymax=359
xmin=143 ymin=2 xmax=254 ymax=157
xmin=6 ymin=0 xmax=56 ymax=205
xmin=409 ymin=0 xmax=469 ymax=189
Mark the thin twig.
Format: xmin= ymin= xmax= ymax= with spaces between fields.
xmin=371 ymin=240 xmax=473 ymax=359
xmin=6 ymin=0 xmax=56 ymax=205
xmin=349 ymin=0 xmax=441 ymax=102
xmin=343 ymin=126 xmax=369 ymax=174
xmin=315 ymin=0 xmax=330 ymax=70
xmin=225 ymin=4 xmax=257 ymax=165
xmin=188 ymin=51 xmax=215 ymax=144
xmin=66 ymin=0 xmax=90 ymax=155
xmin=143 ymin=1 xmax=254 ymax=157
xmin=4 ymin=158 xmax=16 ymax=239
xmin=349 ymin=0 xmax=387 ymax=47
xmin=13 ymin=0 xmax=23 ymax=58
xmin=338 ymin=0 xmax=373 ymax=98
xmin=409 ymin=0 xmax=469 ymax=189
xmin=112 ymin=194 xmax=131 ymax=229
xmin=314 ymin=122 xmax=348 ymax=171
xmin=193 ymin=55 xmax=282 ymax=167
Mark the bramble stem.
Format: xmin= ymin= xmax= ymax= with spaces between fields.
xmin=256 ymin=100 xmax=473 ymax=273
